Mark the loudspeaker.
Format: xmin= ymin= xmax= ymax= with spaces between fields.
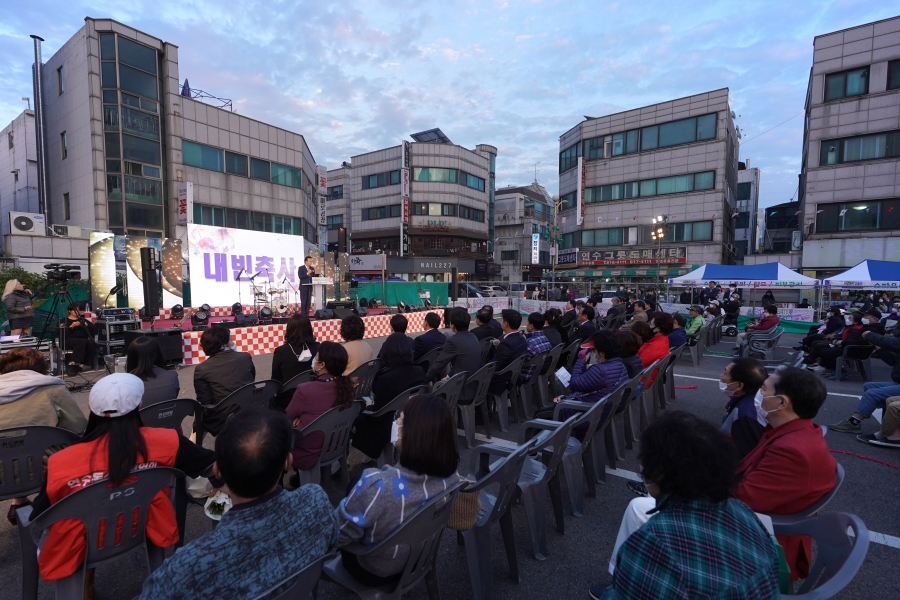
xmin=140 ymin=247 xmax=158 ymax=271
xmin=315 ymin=309 xmax=335 ymax=320
xmin=235 ymin=314 xmax=259 ymax=327
xmin=332 ymin=308 xmax=356 ymax=320
xmin=450 ymin=268 xmax=458 ymax=301
xmin=141 ymin=269 xmax=161 ymax=318
xmin=327 ymin=300 xmax=355 ymax=310
xmin=123 ymin=329 xmax=183 ymax=365
xmin=272 ymin=316 xmax=289 ymax=325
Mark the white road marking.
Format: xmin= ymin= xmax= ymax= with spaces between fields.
xmin=674 ymin=374 xmax=860 ymax=398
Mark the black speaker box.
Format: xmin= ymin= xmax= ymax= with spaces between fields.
xmin=218 ymin=320 xmax=245 ymax=330
xmin=332 ymin=308 xmax=356 ymax=320
xmin=272 ymin=316 xmax=289 ymax=325
xmin=141 ymin=270 xmax=161 ymax=318
xmin=139 ymin=247 xmax=158 ymax=271
xmin=123 ymin=329 xmax=183 ymax=364
xmin=235 ymin=314 xmax=259 ymax=327
xmin=315 ymin=309 xmax=335 ymax=320
xmin=327 ymin=300 xmax=356 ymax=310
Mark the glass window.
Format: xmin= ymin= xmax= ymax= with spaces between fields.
xmin=107 ymin=160 xmax=121 ymax=173
xmin=117 ymin=37 xmax=157 ymax=74
xmin=625 ymin=129 xmax=639 ymax=154
xmin=60 ymin=132 xmax=67 ymax=159
xmin=104 ymin=132 xmax=120 ymax=159
xmin=390 ymin=204 xmax=401 ymax=217
xmin=182 ymin=140 xmax=221 ymax=171
xmin=824 ymin=67 xmax=868 ymax=101
xmin=692 ymin=221 xmax=713 ymax=240
xmin=442 ymin=204 xmax=457 ymax=216
xmin=696 ymin=114 xmax=717 ymax=140
xmin=821 ymin=130 xmax=900 ymax=165
xmin=225 ymin=151 xmax=248 ymax=176
xmin=125 ymin=202 xmax=163 ymax=229
xmin=124 ymin=176 xmax=162 ymax=204
xmin=843 ymin=134 xmax=887 ymax=162
xmin=390 ymin=170 xmax=400 ymax=185
xmin=226 ymin=208 xmax=250 ymax=230
xmin=841 ymin=202 xmax=880 ymax=230
xmin=100 ymin=34 xmax=116 ymax=60
xmin=559 ymin=143 xmax=581 ymax=172
xmin=560 ymin=191 xmax=576 ymax=210
xmin=103 ymin=106 xmax=118 ymax=131
xmin=890 ymin=60 xmax=900 ymax=91
xmin=107 ymin=175 xmax=122 ymax=199
xmin=250 ymin=158 xmax=269 ymax=180
xmin=735 ymin=211 xmax=750 ymax=228
xmin=582 ymin=230 xmax=594 ymax=246
xmin=119 ymin=64 xmax=158 ymax=100
xmin=674 ymin=174 xmax=693 ymax=193
xmin=121 ymin=94 xmax=140 ymax=108
xmin=101 ymin=62 xmax=117 ymax=88
xmin=108 ymin=201 xmax=123 ymax=226
xmin=252 ymin=211 xmax=273 ymax=231
xmin=140 ymin=99 xmax=157 ymax=112
xmin=326 ymin=214 xmax=344 ymax=230
xmin=501 ymin=250 xmax=519 ymax=261
xmin=102 ymin=90 xmax=118 ymax=103
xmin=271 ymin=162 xmax=300 ymax=187
xmin=143 ymin=166 xmax=160 ymax=178
xmin=694 ymin=171 xmax=715 ymax=190
xmin=659 ymin=118 xmax=696 ymax=147
xmin=611 ymin=132 xmax=624 ymax=156
xmin=585 ymin=136 xmax=604 ymax=159
xmin=465 ymin=173 xmax=486 ymax=191
xmin=641 ymin=126 xmax=658 ymax=150
xmin=57 ymin=66 xmax=64 ymax=95
xmin=737 ymin=182 xmax=751 ymax=200
xmin=413 ymin=167 xmax=457 ymax=183
xmin=640 ymin=179 xmax=656 ymax=196
xmin=657 ymin=176 xmax=676 ymax=195
xmin=120 ymin=106 xmax=159 ymax=140
xmin=413 ymin=203 xmax=427 ymax=215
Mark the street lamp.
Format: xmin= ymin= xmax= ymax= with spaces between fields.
xmin=650 ymin=215 xmax=669 ymax=299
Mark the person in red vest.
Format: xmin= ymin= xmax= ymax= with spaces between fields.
xmin=29 ymin=373 xmax=216 ymax=598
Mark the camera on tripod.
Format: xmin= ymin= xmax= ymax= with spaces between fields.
xmin=44 ymin=264 xmax=81 ymax=290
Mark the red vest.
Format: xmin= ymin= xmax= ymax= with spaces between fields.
xmin=39 ymin=427 xmax=180 ymax=581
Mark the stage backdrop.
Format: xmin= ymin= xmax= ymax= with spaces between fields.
xmin=89 ymin=233 xmax=183 ymax=310
xmin=187 ymin=224 xmax=306 ymax=308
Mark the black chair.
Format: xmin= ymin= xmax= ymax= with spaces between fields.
xmin=358 ymin=385 xmax=430 ymax=467
xmin=0 ymin=426 xmax=80 ymax=503
xmin=195 ymin=379 xmax=281 ymax=444
xmin=491 ymin=355 xmax=527 ymax=432
xmin=431 ymin=372 xmax=469 ymax=453
xmin=251 ymin=552 xmax=335 ymax=600
xmin=479 ymin=337 xmax=496 ymax=362
xmin=459 ymin=362 xmax=497 ymax=448
xmin=323 ymin=481 xmax=465 ymax=600
xmin=294 ymin=401 xmax=365 ymax=488
xmin=414 ymin=347 xmax=441 ymax=374
xmin=139 ymin=398 xmax=200 ymax=433
xmin=273 ymin=369 xmax=317 ymax=410
xmin=349 ymin=359 xmax=383 ymax=401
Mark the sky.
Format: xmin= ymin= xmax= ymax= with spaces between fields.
xmin=0 ymin=1 xmax=896 ymax=209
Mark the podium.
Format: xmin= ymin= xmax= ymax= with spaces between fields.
xmin=310 ymin=277 xmax=333 ymax=312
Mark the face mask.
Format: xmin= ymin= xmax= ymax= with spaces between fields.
xmin=754 ymin=390 xmax=782 ymax=420
xmin=718 ymin=381 xmax=730 ymax=392
xmin=390 ymin=418 xmax=401 ymax=446
xmin=845 ymin=317 xmax=853 ymax=325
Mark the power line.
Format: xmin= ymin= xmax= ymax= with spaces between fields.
xmin=740 ymin=111 xmax=804 ymax=145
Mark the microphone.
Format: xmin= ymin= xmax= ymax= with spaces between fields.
xmin=234 ymin=268 xmax=245 ymax=282
xmin=248 ymin=271 xmax=261 ymax=280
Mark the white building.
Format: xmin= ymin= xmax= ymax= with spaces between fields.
xmin=0 ymin=110 xmax=40 ymax=246
xmin=493 ymin=182 xmax=554 ymax=282
xmin=735 ymin=160 xmax=760 ymax=260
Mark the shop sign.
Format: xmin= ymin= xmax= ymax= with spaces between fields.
xmin=579 ymin=246 xmax=687 ymax=266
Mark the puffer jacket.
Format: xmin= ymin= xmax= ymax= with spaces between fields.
xmin=569 ymin=356 xmax=629 ymax=404
xmin=4 ymin=289 xmax=34 ymax=319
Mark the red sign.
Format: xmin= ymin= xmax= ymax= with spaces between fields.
xmin=422 ymin=225 xmax=450 ymax=232
xmin=402 ymin=198 xmax=410 ymax=223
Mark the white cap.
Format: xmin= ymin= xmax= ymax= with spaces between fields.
xmin=89 ymin=373 xmax=144 ymax=418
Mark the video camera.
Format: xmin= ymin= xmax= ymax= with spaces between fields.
xmin=44 ymin=264 xmax=81 ymax=284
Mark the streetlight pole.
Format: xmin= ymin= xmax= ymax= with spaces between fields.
xmin=651 ymin=215 xmax=669 ymax=301
xmin=547 ymin=194 xmax=563 ymax=300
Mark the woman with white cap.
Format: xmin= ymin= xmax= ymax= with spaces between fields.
xmin=28 ymin=373 xmax=217 ymax=598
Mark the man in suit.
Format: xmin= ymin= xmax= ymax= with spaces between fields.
xmin=571 ymin=305 xmax=597 ymax=342
xmin=426 ymin=307 xmax=482 ymax=405
xmin=560 ymin=300 xmax=578 ymax=329
xmin=377 ymin=314 xmax=416 ymax=358
xmin=413 ymin=312 xmax=447 ymax=361
xmin=297 ymin=256 xmax=317 ymax=316
xmin=487 ymin=310 xmax=527 ymax=395
xmin=470 ymin=307 xmax=496 ymax=341
xmin=601 ymin=296 xmax=626 ymax=328
xmin=481 ymin=304 xmax=503 ymax=339
xmin=193 ymin=325 xmax=257 ymax=436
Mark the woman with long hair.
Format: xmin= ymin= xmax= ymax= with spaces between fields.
xmin=126 ymin=336 xmax=180 ymax=405
xmin=286 ymin=341 xmax=356 ymax=474
xmin=270 ymin=314 xmax=320 ymax=410
xmin=3 ymin=279 xmax=34 ymax=335
xmin=28 ymin=373 xmax=215 ymax=595
xmin=336 ymin=393 xmax=459 ymax=585
xmin=351 ymin=333 xmax=426 ymax=459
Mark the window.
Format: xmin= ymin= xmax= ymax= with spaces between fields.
xmin=125 ymin=161 xmax=143 ymax=175
xmin=559 ymin=142 xmax=582 ymax=173
xmin=539 ymin=251 xmax=550 ymax=264
xmin=226 ymin=208 xmax=249 ymax=230
xmin=8 ymin=132 xmax=13 ymax=149
xmin=122 ymin=134 xmax=160 ymax=165
xmin=585 ymin=170 xmax=715 ymax=203
xmin=121 ymin=94 xmax=140 ymax=108
xmin=57 ymin=66 xmax=64 ymax=95
xmin=63 ymin=193 xmax=70 ymax=220
xmin=639 ymin=113 xmax=717 ymax=151
xmin=890 ymin=60 xmax=900 ymax=91
xmin=327 ymin=185 xmax=343 ymax=199
xmin=581 ymin=228 xmax=626 ymax=247
xmin=100 ymin=34 xmax=116 ymax=60
xmin=183 ymin=140 xmax=223 ymax=171
xmin=561 ymin=232 xmax=575 ymax=249
xmin=361 ymin=204 xmax=401 ymax=221
xmin=119 ymin=64 xmax=158 ymax=100
xmin=101 ymin=62 xmax=117 ymax=88
xmin=363 ymin=169 xmax=402 ymax=189
xmin=413 ymin=203 xmax=428 ymax=216
xmin=117 ymin=37 xmax=157 ymax=75
xmin=103 ymin=90 xmax=118 ymax=103
xmin=271 ymin=162 xmax=301 ymax=187
xmin=225 ymin=151 xmax=248 ymax=177
xmin=501 ymin=250 xmax=519 ymax=261
xmin=664 ymin=220 xmax=713 ymax=242
xmin=584 ymin=136 xmax=604 ymax=159
xmin=816 ymin=200 xmax=900 ymax=233
xmin=105 ymin=133 xmax=120 ymax=159
xmin=735 ymin=212 xmax=750 ymax=229
xmin=60 ymin=132 xmax=67 ymax=159
xmin=390 ymin=170 xmax=400 ymax=185
xmin=737 ymin=182 xmax=751 ymax=201
xmin=463 ymin=172 xmax=486 ymax=191
xmin=143 ymin=166 xmax=160 ymax=178
xmin=442 ymin=204 xmax=457 ymax=216
xmin=413 ymin=167 xmax=457 ymax=183
xmin=125 ymin=202 xmax=163 ymax=230
xmin=819 ymin=130 xmax=900 ymax=165
xmin=326 ymin=215 xmax=344 ymax=230
xmin=108 ymin=201 xmax=123 ymax=226
xmin=107 ymin=175 xmax=122 ymax=199
xmin=250 ymin=158 xmax=270 ymax=180
xmin=459 ymin=206 xmax=484 ymax=222
xmin=103 ymin=106 xmax=118 ymax=131
xmin=140 ymin=98 xmax=157 ymax=113
xmin=560 ymin=191 xmax=576 ymax=210
xmin=193 ymin=204 xmax=301 ymax=235
xmin=824 ymin=67 xmax=868 ymax=101
xmin=125 ymin=176 xmax=162 ymax=204
xmin=120 ymin=107 xmax=159 ymax=140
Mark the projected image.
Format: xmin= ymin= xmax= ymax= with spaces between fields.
xmin=89 ymin=232 xmax=116 ymax=309
xmin=124 ymin=236 xmax=184 ymax=310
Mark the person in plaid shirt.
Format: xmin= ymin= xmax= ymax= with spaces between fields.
xmin=520 ymin=312 xmax=553 ymax=383
xmin=591 ymin=411 xmax=779 ymax=600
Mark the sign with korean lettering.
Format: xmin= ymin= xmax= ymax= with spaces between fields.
xmin=400 ymin=140 xmax=411 ymax=199
xmin=576 ymin=157 xmax=585 ymax=226
xmin=401 ymin=198 xmax=411 ymax=256
xmin=186 ymin=224 xmax=305 ymax=307
xmin=556 ymin=248 xmax=579 ymax=267
xmin=349 ymin=254 xmax=384 ymax=271
xmin=532 ymin=233 xmax=540 ymax=264
xmin=315 ymin=165 xmax=328 ymax=196
xmin=577 ymin=246 xmax=688 ymax=266
xmin=177 ymin=182 xmax=193 ymax=226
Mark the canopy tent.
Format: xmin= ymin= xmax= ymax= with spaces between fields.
xmin=822 ymin=260 xmax=900 ymax=289
xmin=668 ymin=262 xmax=819 ymax=288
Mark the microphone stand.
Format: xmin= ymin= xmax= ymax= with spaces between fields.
xmin=235 ymin=268 xmax=245 ymax=312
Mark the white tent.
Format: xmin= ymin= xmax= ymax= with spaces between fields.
xmin=823 ymin=260 xmax=900 ymax=289
xmin=669 ymin=262 xmax=819 ymax=288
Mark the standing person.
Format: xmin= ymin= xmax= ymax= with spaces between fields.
xmin=126 ymin=336 xmax=180 ymax=406
xmin=297 ymin=256 xmax=317 ymax=316
xmin=340 ymin=314 xmax=374 ymax=375
xmin=700 ymin=281 xmax=718 ymax=305
xmin=3 ymin=279 xmax=34 ymax=335
xmin=62 ymin=303 xmax=99 ymax=375
xmin=425 ymin=308 xmax=481 ymax=404
xmin=761 ymin=289 xmax=776 ymax=307
xmin=678 ymin=288 xmax=692 ymax=304
xmin=270 ymin=314 xmax=320 ymax=410
xmin=194 ymin=326 xmax=256 ymax=437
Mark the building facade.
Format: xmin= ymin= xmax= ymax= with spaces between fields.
xmin=799 ymin=16 xmax=900 ymax=279
xmin=735 ymin=160 xmax=760 ymax=260
xmin=324 ymin=162 xmax=350 ymax=251
xmin=494 ymin=182 xmax=554 ymax=281
xmin=0 ymin=110 xmax=40 ymax=244
xmin=556 ymin=89 xmax=739 ymax=283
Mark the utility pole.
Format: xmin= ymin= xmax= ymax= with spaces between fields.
xmin=651 ymin=215 xmax=669 ymax=300
xmin=545 ymin=194 xmax=563 ymax=297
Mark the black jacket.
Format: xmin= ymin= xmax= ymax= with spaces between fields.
xmin=471 ymin=322 xmax=495 ymax=341
xmin=488 ymin=319 xmax=503 ymax=339
xmin=571 ymin=320 xmax=597 ymax=342
xmin=271 ymin=340 xmax=320 ymax=383
xmin=866 ymin=331 xmax=900 ymax=384
xmin=543 ymin=326 xmax=562 ymax=348
xmin=297 ymin=264 xmax=315 ymax=285
xmin=426 ymin=331 xmax=482 ymax=403
xmin=622 ymin=354 xmax=644 ymax=379
xmin=413 ymin=328 xmax=446 ymax=361
xmin=194 ymin=349 xmax=256 ymax=406
xmin=488 ymin=332 xmax=528 ymax=395
xmin=560 ymin=309 xmax=578 ymax=329
xmin=352 ymin=365 xmax=427 ymax=458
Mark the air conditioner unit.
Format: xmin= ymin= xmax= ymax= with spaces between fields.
xmin=9 ymin=212 xmax=45 ymax=237
xmin=52 ymin=224 xmax=81 ymax=238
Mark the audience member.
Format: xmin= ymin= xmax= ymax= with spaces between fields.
xmin=336 ymin=393 xmax=459 ymax=585
xmin=630 ymin=320 xmax=653 ymax=345
xmin=3 ymin=278 xmax=34 ymax=335
xmin=286 ymin=341 xmax=356 ymax=475
xmin=813 ymin=308 xmax=883 ymax=376
xmin=761 ymin=289 xmax=776 ymax=306
xmin=571 ymin=305 xmax=597 ymax=342
xmin=718 ymin=358 xmax=768 ymax=457
xmin=732 ymin=305 xmax=780 ymax=357
xmin=859 ymin=395 xmax=900 ymax=448
xmin=31 ymin=374 xmax=216 ymax=592
xmin=795 ymin=306 xmax=843 ymax=351
xmin=603 ymin=296 xmax=626 ymax=326
xmin=685 ymin=305 xmax=705 ymax=341
xmin=425 ymin=308 xmax=481 ymax=404
xmin=542 ymin=309 xmax=563 ymax=347
xmin=560 ymin=300 xmax=578 ymax=329
xmin=377 ymin=314 xmax=416 ymax=357
xmin=668 ymin=313 xmax=687 ymax=348
xmin=638 ymin=313 xmax=673 ymax=386
xmin=620 ymin=301 xmax=647 ymax=331
xmin=0 ymin=348 xmax=87 ymax=524
xmin=487 ymin=310 xmax=527 ymax=396
xmin=614 ymin=330 xmax=644 ymax=378
xmin=352 ymin=333 xmax=426 ymax=459
xmin=127 ymin=336 xmax=180 ymax=405
xmin=139 ymin=409 xmax=336 ymax=600
xmin=703 ymin=306 xmax=717 ymax=323
xmin=270 ymin=314 xmax=320 ymax=410
xmin=591 ymin=411 xmax=779 ymax=599
xmin=471 ymin=307 xmax=496 ymax=341
xmin=414 ymin=312 xmax=447 ymax=361
xmin=678 ymin=288 xmax=692 ymax=304
xmin=63 ymin=303 xmax=99 ymax=375
xmin=520 ymin=312 xmax=553 ymax=383
xmin=700 ymin=281 xmax=718 ymax=305
xmin=804 ymin=310 xmax=858 ymax=366
xmin=482 ymin=304 xmax=503 ymax=338
xmin=341 ymin=314 xmax=374 ymax=375
xmin=194 ymin=326 xmax=256 ymax=437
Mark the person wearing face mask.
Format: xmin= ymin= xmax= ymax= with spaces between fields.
xmin=812 ymin=308 xmax=883 ymax=377
xmin=795 ymin=306 xmax=844 ymax=352
xmin=718 ymin=358 xmax=768 ymax=457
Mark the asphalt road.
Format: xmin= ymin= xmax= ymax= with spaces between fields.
xmin=1 ymin=327 xmax=898 ymax=599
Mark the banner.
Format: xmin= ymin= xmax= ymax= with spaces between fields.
xmin=400 ymin=140 xmax=411 ymax=199
xmin=401 ymin=198 xmax=410 ymax=256
xmin=187 ymin=224 xmax=305 ymax=308
xmin=576 ymin=156 xmax=585 ymax=226
xmin=177 ymin=182 xmax=193 ymax=226
xmin=532 ymin=233 xmax=540 ymax=264
xmin=315 ymin=165 xmax=327 ymax=196
xmin=349 ymin=254 xmax=384 ymax=271
xmin=557 ymin=248 xmax=579 ymax=267
xmin=579 ymin=246 xmax=687 ymax=266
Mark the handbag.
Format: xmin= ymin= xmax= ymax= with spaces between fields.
xmin=289 ymin=342 xmax=313 ymax=362
xmin=447 ymin=478 xmax=480 ymax=531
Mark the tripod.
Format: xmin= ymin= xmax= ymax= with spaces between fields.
xmin=32 ymin=283 xmax=96 ymax=382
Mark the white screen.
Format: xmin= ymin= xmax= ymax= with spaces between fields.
xmin=187 ymin=224 xmax=305 ymax=308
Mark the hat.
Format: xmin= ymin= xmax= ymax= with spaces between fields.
xmin=580 ymin=340 xmax=594 ymax=349
xmin=89 ymin=373 xmax=144 ymax=418
xmin=864 ymin=308 xmax=883 ymax=320
xmin=710 ymin=300 xmax=720 ymax=306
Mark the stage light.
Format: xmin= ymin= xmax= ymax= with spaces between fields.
xmin=191 ymin=304 xmax=210 ymax=330
xmin=171 ymin=304 xmax=184 ymax=319
xmin=231 ymin=302 xmax=242 ymax=316
xmin=259 ymin=306 xmax=273 ymax=324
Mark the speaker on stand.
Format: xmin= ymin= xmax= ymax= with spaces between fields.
xmin=140 ymin=248 xmax=161 ymax=323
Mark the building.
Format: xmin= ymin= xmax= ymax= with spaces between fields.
xmin=338 ymin=131 xmax=496 ymax=281
xmin=0 ymin=110 xmax=40 ymax=246
xmin=493 ymin=182 xmax=554 ymax=281
xmin=734 ymin=160 xmax=760 ymax=261
xmin=799 ymin=15 xmax=900 ymax=280
xmin=556 ymin=89 xmax=740 ymax=284
xmin=13 ymin=17 xmax=319 ymax=259
xmin=325 ymin=162 xmax=350 ymax=251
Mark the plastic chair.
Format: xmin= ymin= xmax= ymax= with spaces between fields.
xmin=685 ymin=325 xmax=705 ymax=367
xmin=655 ymin=351 xmax=680 ymax=411
xmin=627 ymin=362 xmax=658 ymax=448
xmin=251 ymin=552 xmax=335 ymax=600
xmin=588 ymin=384 xmax=627 ymax=484
xmin=294 ymin=401 xmax=365 ymax=488
xmin=358 ymin=385 xmax=430 ymax=468
xmin=349 ymin=359 xmax=383 ymax=401
xmin=768 ymin=464 xmax=845 ymax=526
xmin=139 ymin=398 xmax=200 ymax=433
xmin=459 ymin=439 xmax=535 ymax=600
xmin=414 ymin=347 xmax=441 ymax=374
xmin=490 ymin=355 xmax=526 ymax=433
xmin=834 ymin=345 xmax=876 ymax=382
xmin=742 ymin=327 xmax=784 ymax=360
xmin=324 ymin=480 xmax=463 ymax=600
xmin=459 ymin=362 xmax=497 ymax=449
xmin=432 ymin=372 xmax=469 ymax=453
xmin=538 ymin=344 xmax=564 ymax=408
xmin=772 ymin=512 xmax=869 ymax=599
xmin=663 ymin=345 xmax=685 ymax=406
xmin=639 ymin=359 xmax=665 ymax=431
xmin=479 ymin=337 xmax=496 ymax=362
xmin=561 ymin=339 xmax=582 ymax=375
xmin=17 ymin=467 xmax=186 ymax=600
xmin=608 ymin=373 xmax=643 ymax=462
xmin=0 ymin=426 xmax=80 ymax=503
xmin=275 ymin=369 xmax=317 ymax=408
xmin=195 ymin=379 xmax=281 ymax=444
xmin=518 ymin=351 xmax=548 ymax=419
